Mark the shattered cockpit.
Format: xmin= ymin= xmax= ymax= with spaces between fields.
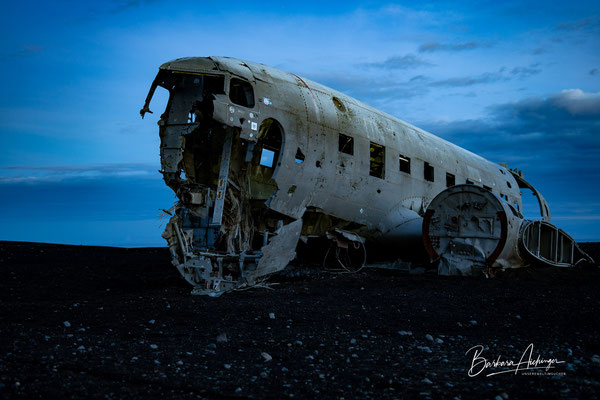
xmin=141 ymin=58 xmax=301 ymax=296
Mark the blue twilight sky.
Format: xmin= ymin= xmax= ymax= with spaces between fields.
xmin=1 ymin=0 xmax=599 ymax=246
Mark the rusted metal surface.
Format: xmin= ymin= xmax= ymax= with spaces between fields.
xmin=141 ymin=56 xmax=592 ymax=294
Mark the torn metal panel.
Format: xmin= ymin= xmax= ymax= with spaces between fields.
xmin=159 ymin=57 xmax=219 ymax=74
xmin=210 ymin=57 xmax=256 ymax=82
xmin=141 ymin=56 xmax=592 ymax=295
xmin=246 ymin=219 xmax=303 ymax=280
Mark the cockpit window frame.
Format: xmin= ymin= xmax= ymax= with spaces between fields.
xmin=229 ymin=77 xmax=255 ymax=108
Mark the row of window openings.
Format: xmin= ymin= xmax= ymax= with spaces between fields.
xmin=340 ymin=133 xmax=449 ymax=184
xmin=230 ymin=83 xmax=515 ymax=203
xmin=188 ymin=75 xmax=256 ymax=109
xmin=258 ymin=138 xmax=522 ymax=216
xmin=225 ymin=82 xmax=509 ymax=205
xmin=259 ymin=134 xmax=512 ymax=202
xmin=339 ymin=133 xmax=512 ymax=199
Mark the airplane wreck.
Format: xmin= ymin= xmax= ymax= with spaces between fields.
xmin=140 ymin=57 xmax=593 ymax=296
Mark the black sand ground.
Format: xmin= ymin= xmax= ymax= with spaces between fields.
xmin=1 ymin=241 xmax=599 ymax=399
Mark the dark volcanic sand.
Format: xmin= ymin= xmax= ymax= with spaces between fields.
xmin=1 ymin=241 xmax=599 ymax=399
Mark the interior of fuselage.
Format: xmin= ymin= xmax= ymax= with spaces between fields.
xmin=155 ymin=71 xmax=298 ymax=262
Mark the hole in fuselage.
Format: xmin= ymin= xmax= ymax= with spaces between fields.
xmin=295 ymin=148 xmax=305 ymax=164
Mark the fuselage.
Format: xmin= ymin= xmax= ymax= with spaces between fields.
xmin=154 ymin=57 xmax=523 ymax=234
xmin=141 ymin=56 xmax=561 ymax=294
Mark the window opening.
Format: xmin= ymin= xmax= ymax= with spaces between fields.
xmin=259 ymin=148 xmax=275 ymax=167
xmin=295 ymin=148 xmax=305 ymax=164
xmin=339 ymin=134 xmax=354 ymax=155
xmin=254 ymin=119 xmax=282 ymax=171
xmin=424 ymin=162 xmax=434 ymax=182
xmin=446 ymin=172 xmax=455 ymax=187
xmin=399 ymin=154 xmax=411 ymax=174
xmin=229 ymin=78 xmax=255 ymax=108
xmin=369 ymin=142 xmax=385 ymax=179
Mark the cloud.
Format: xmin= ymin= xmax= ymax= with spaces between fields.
xmin=102 ymin=0 xmax=162 ymax=14
xmin=307 ymin=72 xmax=431 ymax=106
xmin=429 ymin=71 xmax=507 ymax=87
xmin=75 ymin=0 xmax=162 ymax=23
xmin=2 ymin=44 xmax=44 ymax=60
xmin=556 ymin=17 xmax=600 ymax=31
xmin=420 ymin=89 xmax=600 ymax=173
xmin=418 ymin=41 xmax=489 ymax=53
xmin=0 ymin=173 xmax=173 ymax=245
xmin=409 ymin=75 xmax=428 ymax=82
xmin=359 ymin=54 xmax=433 ymax=70
xmin=447 ymin=88 xmax=600 ymax=237
xmin=510 ymin=65 xmax=542 ymax=79
xmin=492 ymin=89 xmax=600 ymax=126
xmin=0 ymin=163 xmax=160 ymax=184
xmin=423 ymin=63 xmax=541 ymax=89
xmin=434 ymin=89 xmax=600 ymax=145
xmin=311 ymin=62 xmax=545 ymax=106
xmin=105 ymin=0 xmax=141 ymax=15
